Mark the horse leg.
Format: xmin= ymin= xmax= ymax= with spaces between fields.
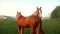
xmin=41 ymin=29 xmax=45 ymax=34
xmin=30 ymin=26 xmax=36 ymax=34
xmin=37 ymin=23 xmax=45 ymax=34
xmin=37 ymin=23 xmax=41 ymax=34
xmin=21 ymin=27 xmax=24 ymax=34
xmin=18 ymin=26 xmax=21 ymax=34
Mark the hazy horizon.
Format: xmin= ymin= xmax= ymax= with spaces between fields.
xmin=0 ymin=0 xmax=60 ymax=17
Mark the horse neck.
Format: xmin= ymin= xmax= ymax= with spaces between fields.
xmin=32 ymin=10 xmax=40 ymax=17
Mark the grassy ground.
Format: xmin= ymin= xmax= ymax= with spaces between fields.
xmin=0 ymin=19 xmax=60 ymax=34
xmin=42 ymin=19 xmax=60 ymax=34
xmin=0 ymin=19 xmax=17 ymax=34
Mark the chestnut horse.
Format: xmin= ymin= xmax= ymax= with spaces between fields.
xmin=32 ymin=7 xmax=44 ymax=34
xmin=16 ymin=7 xmax=44 ymax=34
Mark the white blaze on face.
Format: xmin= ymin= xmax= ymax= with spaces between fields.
xmin=39 ymin=10 xmax=42 ymax=18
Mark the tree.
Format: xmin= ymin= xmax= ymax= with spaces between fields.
xmin=51 ymin=6 xmax=60 ymax=18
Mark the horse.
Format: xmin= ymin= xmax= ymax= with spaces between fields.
xmin=16 ymin=7 xmax=44 ymax=34
xmin=31 ymin=7 xmax=44 ymax=34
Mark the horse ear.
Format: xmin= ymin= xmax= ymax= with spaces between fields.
xmin=17 ymin=11 xmax=19 ymax=13
xmin=40 ymin=7 xmax=42 ymax=13
xmin=37 ymin=7 xmax=39 ymax=10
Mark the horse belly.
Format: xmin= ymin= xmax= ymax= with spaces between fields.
xmin=21 ymin=23 xmax=29 ymax=27
xmin=17 ymin=21 xmax=29 ymax=28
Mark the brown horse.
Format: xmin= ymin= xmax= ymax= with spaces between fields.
xmin=16 ymin=7 xmax=44 ymax=34
xmin=32 ymin=7 xmax=44 ymax=34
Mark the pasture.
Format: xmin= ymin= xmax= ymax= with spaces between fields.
xmin=0 ymin=19 xmax=60 ymax=34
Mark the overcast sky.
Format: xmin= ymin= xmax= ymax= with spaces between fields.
xmin=0 ymin=0 xmax=60 ymax=17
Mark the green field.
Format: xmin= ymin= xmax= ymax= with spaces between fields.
xmin=0 ymin=19 xmax=60 ymax=34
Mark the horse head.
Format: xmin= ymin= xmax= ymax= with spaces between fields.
xmin=32 ymin=7 xmax=42 ymax=18
xmin=38 ymin=7 xmax=42 ymax=18
xmin=16 ymin=11 xmax=22 ymax=19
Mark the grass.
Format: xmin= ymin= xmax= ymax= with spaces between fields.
xmin=0 ymin=19 xmax=17 ymax=34
xmin=42 ymin=19 xmax=60 ymax=34
xmin=0 ymin=19 xmax=60 ymax=34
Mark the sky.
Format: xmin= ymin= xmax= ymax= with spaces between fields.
xmin=0 ymin=0 xmax=60 ymax=17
